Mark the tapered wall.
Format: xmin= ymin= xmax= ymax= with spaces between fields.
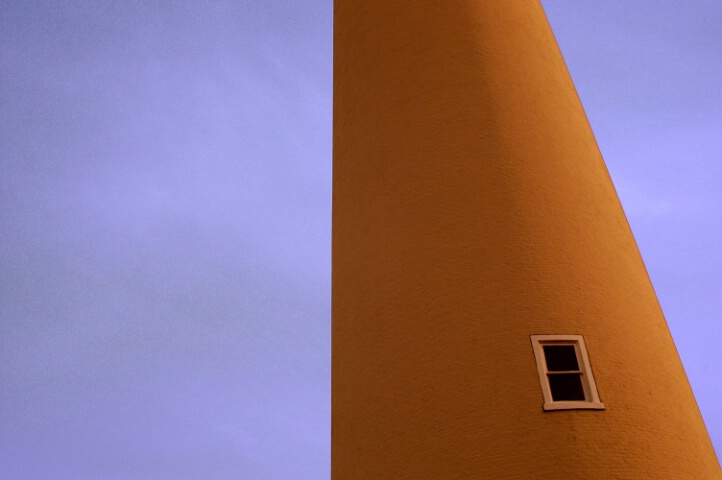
xmin=332 ymin=1 xmax=721 ymax=478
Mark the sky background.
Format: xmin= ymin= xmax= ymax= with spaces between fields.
xmin=0 ymin=1 xmax=719 ymax=478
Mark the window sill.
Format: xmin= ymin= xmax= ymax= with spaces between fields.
xmin=542 ymin=401 xmax=605 ymax=411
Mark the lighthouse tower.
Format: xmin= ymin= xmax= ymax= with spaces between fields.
xmin=331 ymin=2 xmax=721 ymax=479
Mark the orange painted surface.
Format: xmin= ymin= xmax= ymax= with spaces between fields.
xmin=332 ymin=1 xmax=721 ymax=478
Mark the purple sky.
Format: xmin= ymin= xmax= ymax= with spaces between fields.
xmin=0 ymin=1 xmax=719 ymax=478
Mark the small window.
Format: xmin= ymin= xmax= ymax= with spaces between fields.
xmin=530 ymin=335 xmax=604 ymax=411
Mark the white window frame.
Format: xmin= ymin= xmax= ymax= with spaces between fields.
xmin=530 ymin=334 xmax=605 ymax=411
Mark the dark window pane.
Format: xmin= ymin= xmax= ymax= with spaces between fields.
xmin=548 ymin=374 xmax=585 ymax=401
xmin=543 ymin=345 xmax=579 ymax=371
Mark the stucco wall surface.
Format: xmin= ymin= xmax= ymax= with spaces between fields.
xmin=332 ymin=1 xmax=721 ymax=478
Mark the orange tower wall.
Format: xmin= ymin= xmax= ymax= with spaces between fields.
xmin=332 ymin=1 xmax=721 ymax=478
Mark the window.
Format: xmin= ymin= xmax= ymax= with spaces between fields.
xmin=530 ymin=335 xmax=604 ymax=411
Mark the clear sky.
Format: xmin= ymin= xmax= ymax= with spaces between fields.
xmin=0 ymin=1 xmax=719 ymax=478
